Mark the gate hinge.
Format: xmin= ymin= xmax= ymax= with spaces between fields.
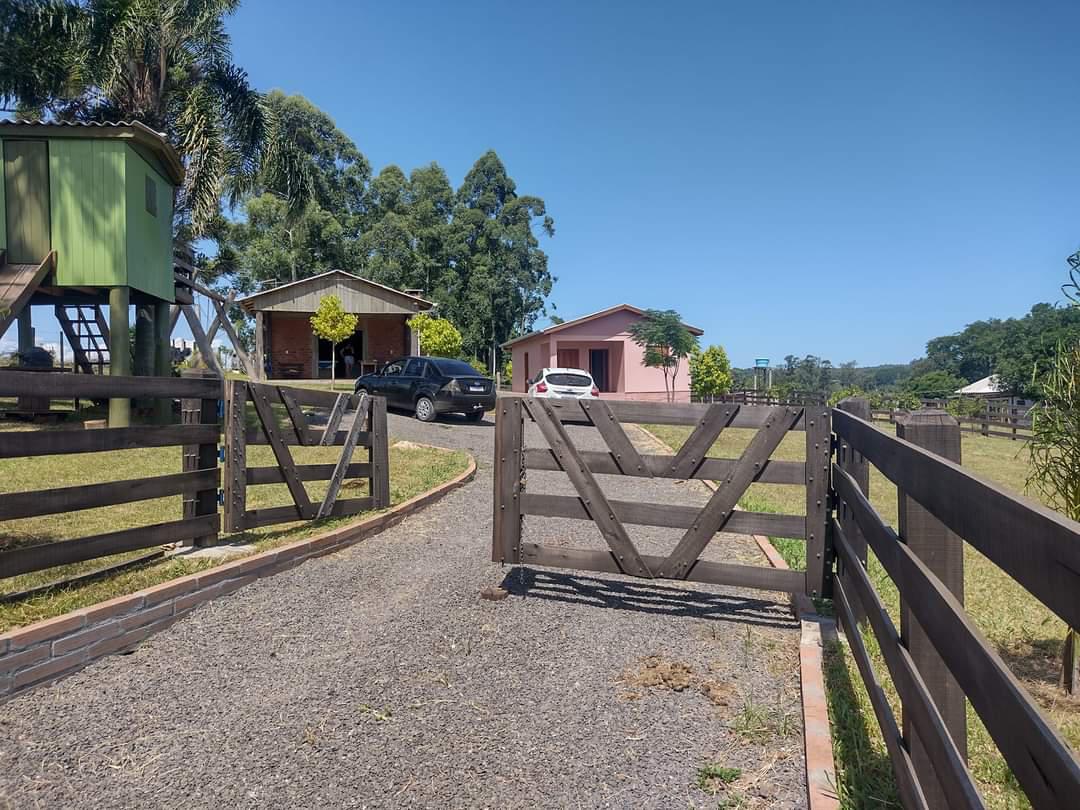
xmin=217 ymin=489 xmax=225 ymax=505
xmin=829 ymin=433 xmax=840 ymax=454
xmin=218 ymin=446 xmax=226 ymax=463
xmin=217 ymin=400 xmax=225 ymax=419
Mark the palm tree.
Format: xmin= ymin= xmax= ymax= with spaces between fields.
xmin=0 ymin=0 xmax=310 ymax=236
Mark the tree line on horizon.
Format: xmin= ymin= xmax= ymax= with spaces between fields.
xmin=732 ymin=301 xmax=1080 ymax=402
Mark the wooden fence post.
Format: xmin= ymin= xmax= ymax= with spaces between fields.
xmin=181 ymin=369 xmax=221 ymax=547
xmin=223 ymin=379 xmax=247 ymax=533
xmin=896 ymin=409 xmax=966 ymax=807
xmin=835 ymin=397 xmax=871 ymax=617
xmin=804 ymin=404 xmax=832 ymax=598
xmin=369 ymin=395 xmax=390 ymax=508
xmin=492 ymin=397 xmax=523 ymax=563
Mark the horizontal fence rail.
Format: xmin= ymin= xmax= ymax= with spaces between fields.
xmin=830 ymin=404 xmax=1080 ymax=809
xmin=0 ymin=372 xmax=223 ymax=585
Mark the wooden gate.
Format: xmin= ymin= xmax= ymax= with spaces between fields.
xmin=223 ymin=381 xmax=389 ymax=531
xmin=493 ymin=397 xmax=831 ymax=597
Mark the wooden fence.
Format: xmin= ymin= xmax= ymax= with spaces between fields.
xmin=222 ymin=380 xmax=389 ymax=531
xmin=832 ymin=401 xmax=1080 ymax=809
xmin=0 ymin=372 xmax=391 ymax=592
xmin=0 ymin=370 xmax=221 ymax=591
xmin=871 ymin=407 xmax=1034 ymax=441
xmin=493 ymin=397 xmax=831 ymax=597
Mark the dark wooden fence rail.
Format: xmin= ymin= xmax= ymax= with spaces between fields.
xmin=0 ymin=370 xmax=222 ymax=587
xmin=494 ymin=397 xmax=830 ymax=597
xmin=871 ymin=407 xmax=1034 ymax=441
xmin=223 ymin=381 xmax=389 ymax=531
xmin=830 ymin=404 xmax=1080 ymax=809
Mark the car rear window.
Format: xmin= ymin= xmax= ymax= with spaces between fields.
xmin=545 ymin=373 xmax=592 ymax=387
xmin=432 ymin=359 xmax=482 ymax=376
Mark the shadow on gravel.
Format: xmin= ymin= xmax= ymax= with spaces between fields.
xmin=500 ymin=567 xmax=797 ymax=629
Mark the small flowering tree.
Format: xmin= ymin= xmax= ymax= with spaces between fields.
xmin=310 ymin=295 xmax=357 ymax=391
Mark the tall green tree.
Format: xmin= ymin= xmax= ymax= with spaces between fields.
xmin=451 ymin=150 xmax=554 ymax=366
xmin=0 ymin=0 xmax=309 ymax=235
xmin=628 ymin=309 xmax=700 ymax=402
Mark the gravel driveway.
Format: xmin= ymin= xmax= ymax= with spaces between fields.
xmin=0 ymin=406 xmax=806 ymax=810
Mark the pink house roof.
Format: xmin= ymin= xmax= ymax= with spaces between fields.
xmin=501 ymin=304 xmax=704 ymax=348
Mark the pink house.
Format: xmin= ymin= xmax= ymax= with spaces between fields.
xmin=504 ymin=304 xmax=704 ymax=402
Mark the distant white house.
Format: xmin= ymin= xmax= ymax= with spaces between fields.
xmin=955 ymin=375 xmax=1002 ymax=396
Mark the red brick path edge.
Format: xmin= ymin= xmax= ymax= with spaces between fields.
xmin=0 ymin=452 xmax=478 ymax=703
xmin=635 ymin=425 xmax=841 ymax=810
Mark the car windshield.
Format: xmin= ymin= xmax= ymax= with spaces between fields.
xmin=432 ymin=358 xmax=482 ymax=376
xmin=545 ymin=373 xmax=592 ymax=387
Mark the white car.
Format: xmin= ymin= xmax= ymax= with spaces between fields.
xmin=528 ymin=367 xmax=600 ymax=399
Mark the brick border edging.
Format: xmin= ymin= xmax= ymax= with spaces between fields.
xmin=634 ymin=425 xmax=840 ymax=810
xmin=0 ymin=452 xmax=478 ymax=702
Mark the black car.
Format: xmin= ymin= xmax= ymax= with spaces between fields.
xmin=354 ymin=356 xmax=496 ymax=422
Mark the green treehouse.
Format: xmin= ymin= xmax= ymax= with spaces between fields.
xmin=0 ymin=120 xmax=184 ymax=425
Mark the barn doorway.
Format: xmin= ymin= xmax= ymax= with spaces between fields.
xmin=318 ymin=331 xmax=364 ymax=379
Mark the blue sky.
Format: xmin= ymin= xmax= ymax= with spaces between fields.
xmin=12 ymin=1 xmax=1080 ymax=367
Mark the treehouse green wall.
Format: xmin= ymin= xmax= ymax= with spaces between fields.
xmin=124 ymin=148 xmax=174 ymax=302
xmin=0 ymin=135 xmax=174 ymax=301
xmin=48 ymin=138 xmax=127 ymax=288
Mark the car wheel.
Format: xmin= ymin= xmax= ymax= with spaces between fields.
xmin=415 ymin=396 xmax=436 ymax=422
xmin=466 ymin=411 xmax=484 ymax=422
xmin=354 ymin=386 xmax=368 ymax=396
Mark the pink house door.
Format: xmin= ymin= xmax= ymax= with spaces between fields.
xmin=556 ymin=348 xmax=580 ymax=368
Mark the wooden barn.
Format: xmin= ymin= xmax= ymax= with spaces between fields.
xmin=238 ymin=270 xmax=434 ymax=380
xmin=0 ymin=120 xmax=184 ymax=424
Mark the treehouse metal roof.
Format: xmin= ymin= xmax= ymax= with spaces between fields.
xmin=0 ymin=120 xmax=184 ymax=185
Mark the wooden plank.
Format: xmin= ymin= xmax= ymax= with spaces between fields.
xmin=369 ymin=395 xmax=390 ymax=509
xmin=0 ymin=424 xmax=218 ymax=458
xmin=804 ymin=406 xmax=830 ymax=599
xmin=278 ymin=387 xmax=310 ymax=446
xmin=832 ymin=408 xmax=1080 ymax=630
xmin=180 ymin=304 xmax=223 ymax=376
xmin=0 ymin=515 xmax=219 ymax=579
xmin=245 ymin=427 xmax=370 ymax=447
xmin=668 ymin=403 xmax=739 ymax=478
xmin=223 ymin=380 xmax=248 ymax=534
xmin=896 ymin=411 xmax=967 ymax=799
xmin=317 ymin=394 xmax=368 ymax=518
xmin=832 ymin=517 xmax=982 ymax=810
xmin=248 ymin=383 xmax=314 ymax=519
xmin=524 ymin=448 xmax=806 ymax=484
xmin=833 ymin=464 xmax=1080 ymax=808
xmin=246 ymin=462 xmax=371 ymax=485
xmin=833 ymin=573 xmax=930 ymax=810
xmin=835 ymin=398 xmax=871 ymax=619
xmin=535 ymin=397 xmax=807 ymax=430
xmin=493 ymin=397 xmax=524 ymax=563
xmin=242 ymin=498 xmax=374 ymax=529
xmin=0 ymin=251 xmax=54 ymax=338
xmin=0 ymin=369 xmax=222 ymax=400
xmin=524 ymin=397 xmax=652 ymax=577
xmin=521 ymin=493 xmax=805 ymax=538
xmin=211 ymin=297 xmax=255 ymax=378
xmin=519 ymin=543 xmax=805 ymax=592
xmin=281 ymin=386 xmax=363 ymax=409
xmin=0 ymin=469 xmax=219 ymax=521
xmin=659 ymin=407 xmax=802 ymax=578
xmin=583 ymin=399 xmax=653 ymax=477
xmin=320 ymin=394 xmax=348 ymax=446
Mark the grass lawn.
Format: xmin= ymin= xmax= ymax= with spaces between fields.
xmin=645 ymin=421 xmax=1076 ymax=810
xmin=0 ymin=418 xmax=471 ymax=632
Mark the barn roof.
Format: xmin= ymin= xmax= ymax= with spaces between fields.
xmin=237 ymin=270 xmax=435 ymax=315
xmin=0 ymin=120 xmax=184 ymax=185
